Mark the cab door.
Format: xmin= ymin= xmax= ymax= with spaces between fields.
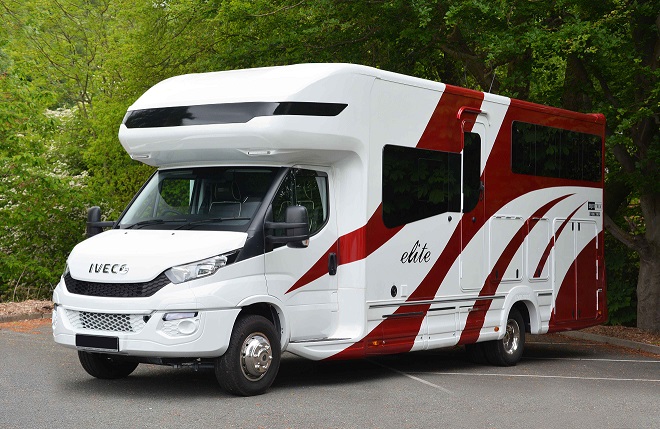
xmin=264 ymin=167 xmax=339 ymax=341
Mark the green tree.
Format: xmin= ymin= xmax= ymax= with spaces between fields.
xmin=0 ymin=62 xmax=90 ymax=299
xmin=0 ymin=0 xmax=143 ymax=298
xmin=0 ymin=0 xmax=656 ymax=334
xmin=153 ymin=0 xmax=658 ymax=331
xmin=372 ymin=0 xmax=659 ymax=331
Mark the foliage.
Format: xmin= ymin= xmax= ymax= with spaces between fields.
xmin=605 ymin=232 xmax=638 ymax=326
xmin=0 ymin=70 xmax=89 ymax=300
xmin=0 ymin=0 xmax=653 ymax=331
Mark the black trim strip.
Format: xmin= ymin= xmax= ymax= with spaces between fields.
xmin=123 ymin=102 xmax=348 ymax=129
xmin=383 ymin=312 xmax=425 ymax=319
xmin=289 ymin=337 xmax=351 ymax=344
xmin=369 ymin=295 xmax=505 ymax=310
xmin=428 ymin=306 xmax=455 ymax=312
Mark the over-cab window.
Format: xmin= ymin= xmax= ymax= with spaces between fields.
xmin=382 ymin=145 xmax=461 ymax=228
xmin=271 ymin=169 xmax=329 ymax=235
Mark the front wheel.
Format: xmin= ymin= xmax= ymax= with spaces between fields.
xmin=215 ymin=315 xmax=281 ymax=396
xmin=483 ymin=307 xmax=525 ymax=366
xmin=78 ymin=351 xmax=139 ymax=379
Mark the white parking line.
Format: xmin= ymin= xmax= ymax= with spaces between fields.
xmin=413 ymin=372 xmax=660 ymax=383
xmin=369 ymin=360 xmax=454 ymax=394
xmin=524 ymin=357 xmax=660 ymax=363
xmin=527 ymin=341 xmax=607 ymax=346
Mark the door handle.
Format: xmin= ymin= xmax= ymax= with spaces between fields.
xmin=328 ymin=252 xmax=337 ymax=276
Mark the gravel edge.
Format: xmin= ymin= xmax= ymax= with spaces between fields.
xmin=0 ymin=312 xmax=52 ymax=323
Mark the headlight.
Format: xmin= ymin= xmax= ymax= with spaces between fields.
xmin=165 ymin=251 xmax=238 ymax=284
xmin=62 ymin=263 xmax=70 ymax=277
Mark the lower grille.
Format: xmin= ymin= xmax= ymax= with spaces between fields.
xmin=66 ymin=309 xmax=148 ymax=333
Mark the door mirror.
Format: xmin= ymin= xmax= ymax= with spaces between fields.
xmin=265 ymin=205 xmax=310 ymax=248
xmin=86 ymin=206 xmax=115 ymax=238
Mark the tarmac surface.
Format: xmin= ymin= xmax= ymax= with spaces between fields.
xmin=1 ymin=318 xmax=659 ymax=429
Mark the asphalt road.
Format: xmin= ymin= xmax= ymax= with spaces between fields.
xmin=1 ymin=320 xmax=658 ymax=429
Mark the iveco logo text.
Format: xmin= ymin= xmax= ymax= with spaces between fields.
xmin=89 ymin=263 xmax=129 ymax=275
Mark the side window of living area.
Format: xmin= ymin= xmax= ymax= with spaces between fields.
xmin=382 ymin=144 xmax=461 ymax=228
xmin=511 ymin=121 xmax=602 ymax=182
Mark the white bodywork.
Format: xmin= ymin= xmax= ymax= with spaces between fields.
xmin=53 ymin=64 xmax=606 ymax=362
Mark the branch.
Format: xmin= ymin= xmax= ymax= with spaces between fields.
xmin=590 ymin=66 xmax=620 ymax=109
xmin=612 ymin=143 xmax=637 ymax=173
xmin=604 ymin=213 xmax=645 ymax=254
xmin=307 ymin=27 xmax=379 ymax=50
xmin=250 ymin=1 xmax=305 ymax=17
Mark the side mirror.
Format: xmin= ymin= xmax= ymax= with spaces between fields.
xmin=86 ymin=206 xmax=115 ymax=238
xmin=265 ymin=205 xmax=310 ymax=248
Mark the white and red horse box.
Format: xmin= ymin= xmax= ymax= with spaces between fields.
xmin=54 ymin=64 xmax=605 ymax=394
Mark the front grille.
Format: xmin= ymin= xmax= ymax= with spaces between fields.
xmin=65 ymin=309 xmax=147 ymax=333
xmin=64 ymin=272 xmax=170 ymax=298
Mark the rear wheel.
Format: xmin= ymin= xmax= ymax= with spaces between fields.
xmin=78 ymin=351 xmax=139 ymax=379
xmin=215 ymin=315 xmax=281 ymax=396
xmin=483 ymin=307 xmax=525 ymax=366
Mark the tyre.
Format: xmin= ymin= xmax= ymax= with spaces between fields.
xmin=215 ymin=315 xmax=281 ymax=396
xmin=483 ymin=307 xmax=525 ymax=366
xmin=78 ymin=351 xmax=139 ymax=379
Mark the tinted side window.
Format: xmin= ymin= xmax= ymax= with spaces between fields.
xmin=463 ymin=132 xmax=481 ymax=213
xmin=382 ymin=145 xmax=460 ymax=228
xmin=272 ymin=169 xmax=329 ymax=235
xmin=511 ymin=121 xmax=602 ymax=182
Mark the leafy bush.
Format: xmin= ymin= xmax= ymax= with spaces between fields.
xmin=0 ymin=144 xmax=91 ymax=301
xmin=604 ymin=232 xmax=638 ymax=326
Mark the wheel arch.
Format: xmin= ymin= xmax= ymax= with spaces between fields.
xmin=501 ymin=286 xmax=542 ymax=335
xmin=236 ymin=296 xmax=288 ymax=349
xmin=511 ymin=301 xmax=532 ymax=333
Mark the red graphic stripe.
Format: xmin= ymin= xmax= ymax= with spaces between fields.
xmin=417 ymin=85 xmax=484 ymax=152
xmin=457 ymin=195 xmax=575 ymax=345
xmin=533 ymin=203 xmax=585 ymax=278
xmin=332 ymin=196 xmax=571 ymax=359
xmin=286 ymin=204 xmax=402 ymax=294
xmin=287 ymin=87 xmax=483 ymax=295
xmin=329 ymin=87 xmax=604 ymax=358
xmin=286 ymin=243 xmax=338 ymax=294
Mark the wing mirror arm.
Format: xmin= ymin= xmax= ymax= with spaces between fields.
xmin=86 ymin=206 xmax=115 ymax=238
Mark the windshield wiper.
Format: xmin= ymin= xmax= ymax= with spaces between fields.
xmin=124 ymin=219 xmax=187 ymax=229
xmin=175 ymin=217 xmax=251 ymax=230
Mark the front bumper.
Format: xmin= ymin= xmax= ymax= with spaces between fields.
xmin=52 ymin=304 xmax=240 ymax=358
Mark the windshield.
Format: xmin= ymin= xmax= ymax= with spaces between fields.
xmin=119 ymin=167 xmax=281 ymax=231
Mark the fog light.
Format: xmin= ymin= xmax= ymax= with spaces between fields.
xmin=163 ymin=312 xmax=198 ymax=321
xmin=178 ymin=319 xmax=197 ymax=335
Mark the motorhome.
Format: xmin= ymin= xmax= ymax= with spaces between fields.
xmin=52 ymin=63 xmax=606 ymax=396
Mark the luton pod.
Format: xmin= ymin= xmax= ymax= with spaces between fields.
xmin=52 ymin=64 xmax=606 ymax=396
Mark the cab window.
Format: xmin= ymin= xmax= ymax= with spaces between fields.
xmin=272 ymin=169 xmax=329 ymax=235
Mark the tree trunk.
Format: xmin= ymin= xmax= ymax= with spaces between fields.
xmin=637 ymin=193 xmax=660 ymax=333
xmin=604 ymin=192 xmax=660 ymax=333
xmin=637 ymin=253 xmax=660 ymax=334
